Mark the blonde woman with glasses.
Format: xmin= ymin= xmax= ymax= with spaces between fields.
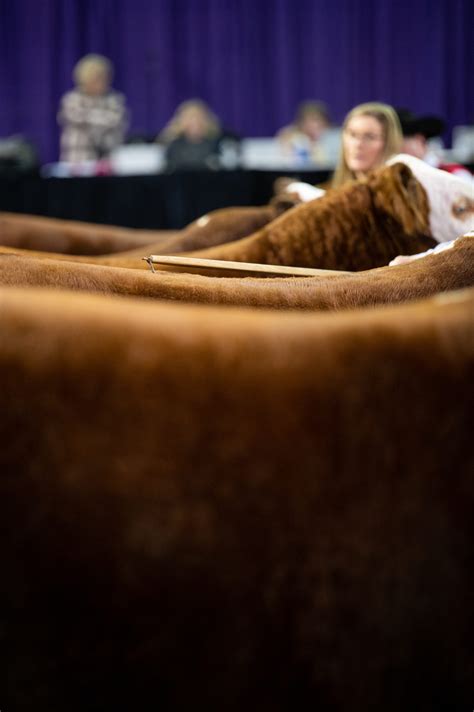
xmin=332 ymin=102 xmax=402 ymax=187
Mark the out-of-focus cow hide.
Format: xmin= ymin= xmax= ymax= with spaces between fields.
xmin=180 ymin=162 xmax=436 ymax=271
xmin=0 ymin=286 xmax=473 ymax=711
xmin=0 ymin=211 xmax=171 ymax=255
xmin=0 ymin=204 xmax=280 ymax=256
xmin=0 ymin=163 xmax=435 ymax=272
xmin=0 ymin=235 xmax=472 ymax=310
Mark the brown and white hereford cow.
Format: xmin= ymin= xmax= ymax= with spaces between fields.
xmin=1 ymin=155 xmax=471 ymax=273
xmin=273 ymin=154 xmax=474 ymax=244
xmin=180 ymin=157 xmax=473 ymax=271
xmin=0 ymin=162 xmax=436 ymax=272
xmin=0 ymin=286 xmax=473 ymax=711
xmin=386 ymin=154 xmax=474 ymax=242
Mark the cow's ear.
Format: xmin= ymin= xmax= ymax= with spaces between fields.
xmin=370 ymin=163 xmax=431 ymax=238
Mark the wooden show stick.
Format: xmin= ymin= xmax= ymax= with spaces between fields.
xmin=143 ymin=255 xmax=350 ymax=277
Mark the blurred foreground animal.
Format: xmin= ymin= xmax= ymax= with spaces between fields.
xmin=0 ymin=286 xmax=473 ymax=711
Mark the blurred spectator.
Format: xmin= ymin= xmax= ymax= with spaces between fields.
xmin=332 ymin=102 xmax=402 ymax=187
xmin=276 ymin=101 xmax=332 ymax=164
xmin=396 ymin=108 xmax=472 ymax=181
xmin=58 ymin=54 xmax=129 ymax=162
xmin=159 ymin=99 xmax=239 ymax=171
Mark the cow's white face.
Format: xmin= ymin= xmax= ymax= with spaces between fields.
xmin=387 ymin=154 xmax=474 ymax=243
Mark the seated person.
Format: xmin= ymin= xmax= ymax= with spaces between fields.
xmin=276 ymin=100 xmax=332 ymax=164
xmin=396 ymin=108 xmax=472 ymax=181
xmin=58 ymin=54 xmax=129 ymax=163
xmin=159 ymin=100 xmax=232 ymax=171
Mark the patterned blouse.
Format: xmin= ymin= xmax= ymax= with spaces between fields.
xmin=58 ymin=89 xmax=128 ymax=162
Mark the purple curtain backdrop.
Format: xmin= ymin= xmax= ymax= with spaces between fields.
xmin=0 ymin=0 xmax=473 ymax=163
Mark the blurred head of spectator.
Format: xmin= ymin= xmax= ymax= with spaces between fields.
xmin=395 ymin=108 xmax=445 ymax=160
xmin=277 ymin=100 xmax=332 ymax=164
xmin=73 ymin=54 xmax=113 ymax=96
xmin=294 ymin=101 xmax=331 ymax=141
xmin=396 ymin=108 xmax=472 ymax=181
xmin=332 ymin=102 xmax=402 ymax=187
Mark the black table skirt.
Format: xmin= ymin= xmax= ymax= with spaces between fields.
xmin=0 ymin=169 xmax=331 ymax=230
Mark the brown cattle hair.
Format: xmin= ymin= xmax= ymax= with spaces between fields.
xmin=182 ymin=162 xmax=434 ymax=272
xmin=0 ymin=204 xmax=279 ymax=256
xmin=0 ymin=163 xmax=434 ymax=273
xmin=0 ymin=285 xmax=473 ymax=709
xmin=0 ymin=235 xmax=472 ymax=310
